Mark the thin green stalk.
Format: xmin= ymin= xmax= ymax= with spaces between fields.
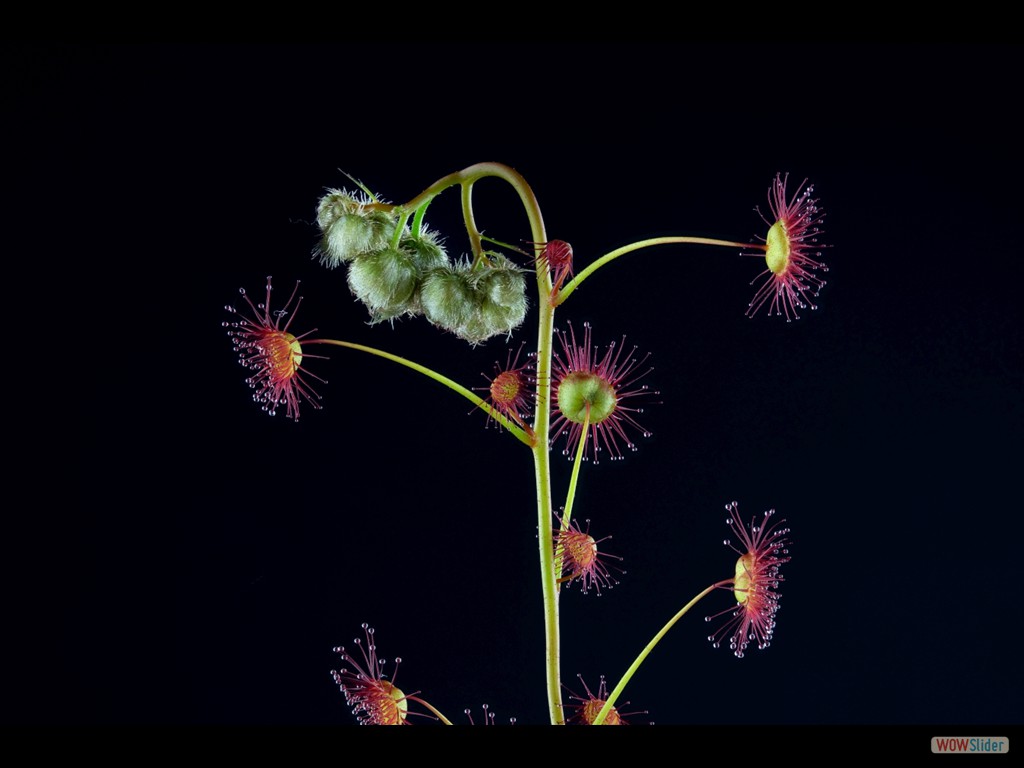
xmin=389 ymin=209 xmax=412 ymax=249
xmin=310 ymin=339 xmax=533 ymax=447
xmin=479 ymin=234 xmax=531 ymax=256
xmin=410 ymin=199 xmax=431 ymax=239
xmin=460 ymin=180 xmax=485 ymax=264
xmin=533 ymin=280 xmax=560 ymax=723
xmin=556 ymin=236 xmax=763 ymax=306
xmin=560 ymin=409 xmax=589 ymax=531
xmin=455 ymin=167 xmax=561 ymax=724
xmin=479 ymin=170 xmax=564 ymax=725
xmin=398 ymin=163 xmax=563 ymax=723
xmin=591 ymin=579 xmax=731 ymax=725
xmin=554 ymin=409 xmax=589 ymax=584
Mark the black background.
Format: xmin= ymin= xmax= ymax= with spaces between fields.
xmin=8 ymin=43 xmax=1022 ymax=749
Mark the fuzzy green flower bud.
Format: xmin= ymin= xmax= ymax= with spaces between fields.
xmin=482 ymin=254 xmax=527 ymax=308
xmin=454 ymin=256 xmax=527 ymax=343
xmin=401 ymin=230 xmax=449 ymax=274
xmin=316 ymin=189 xmax=397 ymax=268
xmin=454 ymin=310 xmax=494 ymax=346
xmin=421 ymin=255 xmax=528 ymax=344
xmin=460 ymin=296 xmax=523 ymax=344
xmin=421 ymin=262 xmax=477 ymax=332
xmin=347 ymin=246 xmax=419 ymax=322
xmin=400 ymin=230 xmax=450 ymax=314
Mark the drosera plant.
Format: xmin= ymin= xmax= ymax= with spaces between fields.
xmin=562 ymin=674 xmax=650 ymax=725
xmin=550 ymin=321 xmax=657 ymax=463
xmin=475 ymin=341 xmax=536 ymax=433
xmin=224 ymin=163 xmax=827 ymax=724
xmin=554 ymin=513 xmax=623 ymax=596
xmin=331 ymin=624 xmax=449 ymax=725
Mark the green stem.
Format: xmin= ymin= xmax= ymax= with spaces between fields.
xmin=450 ymin=167 xmax=560 ymax=724
xmin=460 ymin=180 xmax=486 ymax=264
xmin=591 ymin=579 xmax=730 ymax=725
xmin=390 ymin=209 xmax=411 ymax=249
xmin=480 ymin=233 xmax=531 ymax=256
xmin=410 ymin=199 xmax=431 ymax=239
xmin=400 ymin=163 xmax=563 ymax=724
xmin=534 ymin=296 xmax=562 ymax=724
xmin=555 ymin=236 xmax=764 ymax=306
xmin=310 ymin=339 xmax=533 ymax=447
xmin=554 ymin=408 xmax=589 ymax=585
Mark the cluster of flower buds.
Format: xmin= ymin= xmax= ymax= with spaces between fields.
xmin=419 ymin=253 xmax=527 ymax=344
xmin=315 ymin=188 xmax=527 ymax=344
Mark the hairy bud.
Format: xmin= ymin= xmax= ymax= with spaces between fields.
xmin=421 ymin=261 xmax=477 ymax=332
xmin=421 ymin=255 xmax=528 ymax=345
xmin=400 ymin=229 xmax=450 ymax=313
xmin=316 ymin=189 xmax=397 ymax=268
xmin=475 ymin=254 xmax=528 ymax=335
xmin=347 ymin=246 xmax=420 ymax=322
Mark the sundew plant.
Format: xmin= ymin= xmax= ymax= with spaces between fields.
xmin=224 ymin=162 xmax=824 ymax=725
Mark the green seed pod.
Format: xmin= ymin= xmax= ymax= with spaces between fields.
xmin=462 ymin=294 xmax=526 ymax=343
xmin=315 ymin=189 xmax=396 ymax=268
xmin=315 ymin=190 xmax=358 ymax=230
xmin=421 ymin=255 xmax=529 ymax=344
xmin=400 ymin=230 xmax=450 ymax=315
xmin=470 ymin=256 xmax=528 ymax=340
xmin=347 ymin=246 xmax=419 ymax=321
xmin=421 ymin=262 xmax=477 ymax=332
xmin=401 ymin=227 xmax=448 ymax=270
xmin=481 ymin=255 xmax=527 ymax=311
